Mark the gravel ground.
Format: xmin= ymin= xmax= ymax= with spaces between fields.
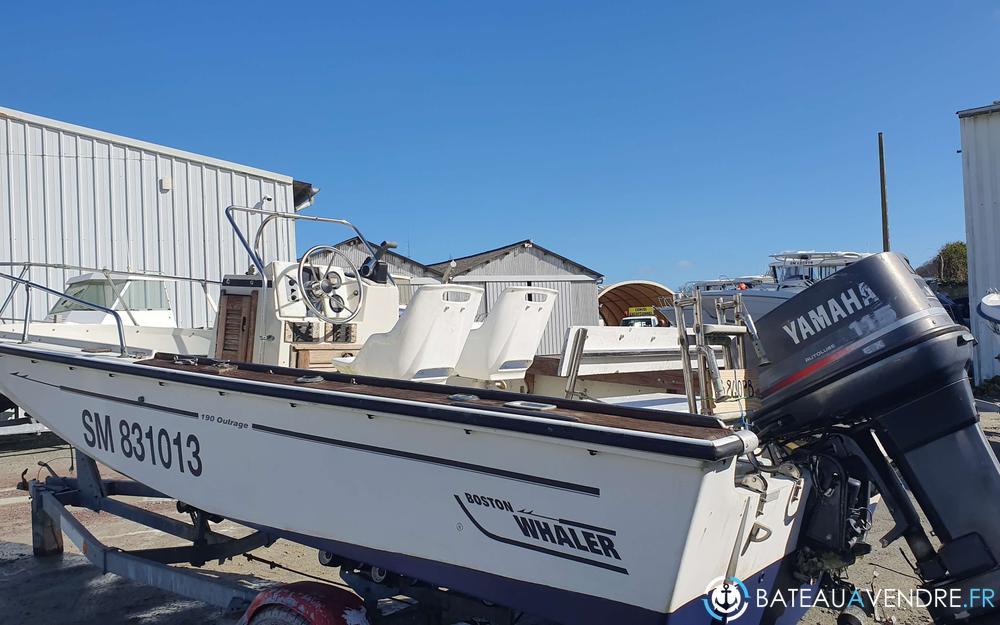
xmin=805 ymin=406 xmax=1000 ymax=625
xmin=2 ymin=410 xmax=999 ymax=625
xmin=0 ymin=432 xmax=352 ymax=625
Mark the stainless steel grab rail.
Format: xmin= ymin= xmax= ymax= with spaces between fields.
xmin=225 ymin=204 xmax=393 ymax=285
xmin=0 ymin=262 xmax=223 ymax=324
xmin=0 ymin=262 xmax=223 ymax=286
xmin=0 ymin=272 xmax=130 ymax=357
xmin=0 ymin=266 xmax=28 ymax=322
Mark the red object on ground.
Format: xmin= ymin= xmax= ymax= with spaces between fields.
xmin=239 ymin=581 xmax=370 ymax=625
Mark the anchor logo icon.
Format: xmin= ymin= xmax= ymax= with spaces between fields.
xmin=703 ymin=576 xmax=749 ymax=621
xmin=716 ymin=583 xmax=739 ymax=610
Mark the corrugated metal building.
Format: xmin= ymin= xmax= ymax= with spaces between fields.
xmin=0 ymin=106 xmax=306 ymax=329
xmin=960 ymin=102 xmax=1000 ymax=382
xmin=329 ymin=238 xmax=604 ymax=355
xmin=427 ymin=240 xmax=603 ymax=355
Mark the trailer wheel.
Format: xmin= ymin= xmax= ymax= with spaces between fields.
xmin=369 ymin=566 xmax=392 ymax=584
xmin=317 ymin=550 xmax=341 ymax=567
xmin=241 ymin=581 xmax=369 ymax=625
xmin=248 ymin=606 xmax=311 ymax=625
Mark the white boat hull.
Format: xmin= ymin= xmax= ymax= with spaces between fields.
xmin=0 ymin=342 xmax=810 ymax=624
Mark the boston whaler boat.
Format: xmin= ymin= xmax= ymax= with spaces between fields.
xmin=2 ymin=208 xmax=999 ymax=624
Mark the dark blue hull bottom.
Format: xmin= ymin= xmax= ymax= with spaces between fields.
xmin=243 ymin=520 xmax=817 ymax=625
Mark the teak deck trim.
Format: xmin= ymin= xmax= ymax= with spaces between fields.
xmin=0 ymin=342 xmax=747 ymax=461
xmin=133 ymin=353 xmax=745 ymax=460
xmin=140 ymin=355 xmax=723 ymax=439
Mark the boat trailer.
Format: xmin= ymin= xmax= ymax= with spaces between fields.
xmin=0 ymin=393 xmax=47 ymax=436
xmin=25 ymin=449 xmax=543 ymax=625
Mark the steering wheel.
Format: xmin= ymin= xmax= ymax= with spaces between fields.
xmin=297 ymin=245 xmax=365 ymax=324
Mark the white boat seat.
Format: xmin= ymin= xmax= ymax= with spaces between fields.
xmin=453 ymin=286 xmax=557 ymax=382
xmin=332 ymin=284 xmax=484 ymax=383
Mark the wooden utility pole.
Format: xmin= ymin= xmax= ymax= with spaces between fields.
xmin=878 ymin=131 xmax=890 ymax=252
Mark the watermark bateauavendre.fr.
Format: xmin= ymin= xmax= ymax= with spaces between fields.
xmin=761 ymin=587 xmax=996 ymax=610
xmin=702 ymin=576 xmax=997 ymax=621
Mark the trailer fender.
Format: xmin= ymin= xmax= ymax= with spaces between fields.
xmin=239 ymin=581 xmax=370 ymax=625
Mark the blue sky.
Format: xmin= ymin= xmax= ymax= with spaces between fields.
xmin=2 ymin=2 xmax=998 ymax=286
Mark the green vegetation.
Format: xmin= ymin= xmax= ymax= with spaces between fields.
xmin=936 ymin=241 xmax=968 ymax=285
xmin=975 ymin=376 xmax=1000 ymax=402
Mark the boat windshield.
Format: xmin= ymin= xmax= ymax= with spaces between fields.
xmin=49 ymin=279 xmax=171 ymax=314
xmin=772 ymin=263 xmax=844 ymax=283
xmin=769 ymin=253 xmax=865 ymax=284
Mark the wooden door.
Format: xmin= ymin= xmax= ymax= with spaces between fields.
xmin=213 ymin=292 xmax=258 ymax=361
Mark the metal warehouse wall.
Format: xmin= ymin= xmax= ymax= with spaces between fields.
xmin=455 ymin=246 xmax=601 ymax=355
xmin=447 ymin=246 xmax=600 ymax=355
xmin=0 ymin=107 xmax=296 ymax=330
xmin=961 ymin=105 xmax=1000 ymax=382
xmin=534 ymin=280 xmax=600 ymax=355
xmin=454 ymin=278 xmax=599 ymax=355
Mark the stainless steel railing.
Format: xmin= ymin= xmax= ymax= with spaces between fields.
xmin=225 ymin=204 xmax=392 ymax=284
xmin=0 ymin=262 xmax=223 ymax=325
xmin=0 ymin=272 xmax=130 ymax=357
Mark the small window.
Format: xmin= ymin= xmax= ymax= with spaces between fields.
xmin=49 ymin=281 xmax=114 ymax=314
xmin=48 ymin=279 xmax=172 ymax=315
xmin=121 ymin=281 xmax=170 ymax=311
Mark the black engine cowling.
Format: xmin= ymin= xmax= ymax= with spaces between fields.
xmin=752 ymin=252 xmax=969 ymax=439
xmin=750 ymin=253 xmax=1000 ymax=623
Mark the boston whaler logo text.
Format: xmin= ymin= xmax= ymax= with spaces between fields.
xmin=781 ymin=282 xmax=879 ymax=345
xmin=460 ymin=492 xmax=623 ymax=566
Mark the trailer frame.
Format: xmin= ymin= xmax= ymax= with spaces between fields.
xmin=26 ymin=449 xmax=545 ymax=625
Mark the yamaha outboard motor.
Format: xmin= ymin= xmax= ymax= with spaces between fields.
xmin=753 ymin=252 xmax=1000 ymax=623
